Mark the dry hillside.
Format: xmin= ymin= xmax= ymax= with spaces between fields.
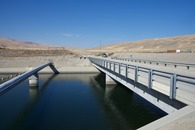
xmin=0 ymin=38 xmax=49 ymax=49
xmin=0 ymin=38 xmax=80 ymax=57
xmin=1 ymin=34 xmax=195 ymax=57
xmin=88 ymin=34 xmax=195 ymax=53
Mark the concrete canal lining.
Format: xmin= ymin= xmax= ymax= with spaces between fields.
xmin=138 ymin=105 xmax=195 ymax=130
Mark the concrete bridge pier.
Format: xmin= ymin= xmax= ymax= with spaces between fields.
xmin=29 ymin=73 xmax=39 ymax=87
xmin=106 ymin=74 xmax=116 ymax=85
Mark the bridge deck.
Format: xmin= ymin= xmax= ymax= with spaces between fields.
xmin=112 ymin=57 xmax=195 ymax=76
xmin=109 ymin=57 xmax=195 ymax=105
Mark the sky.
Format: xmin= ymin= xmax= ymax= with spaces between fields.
xmin=0 ymin=0 xmax=195 ymax=48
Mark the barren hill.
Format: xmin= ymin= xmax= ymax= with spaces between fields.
xmin=89 ymin=34 xmax=195 ymax=53
xmin=0 ymin=38 xmax=48 ymax=49
xmin=0 ymin=38 xmax=80 ymax=57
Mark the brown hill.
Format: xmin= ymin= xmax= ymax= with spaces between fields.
xmin=0 ymin=38 xmax=49 ymax=49
xmin=89 ymin=34 xmax=195 ymax=53
xmin=0 ymin=38 xmax=81 ymax=57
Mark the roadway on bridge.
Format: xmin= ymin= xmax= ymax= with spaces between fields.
xmin=111 ymin=57 xmax=195 ymax=76
xmin=108 ymin=57 xmax=195 ymax=102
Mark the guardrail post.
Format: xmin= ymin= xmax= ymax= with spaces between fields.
xmin=170 ymin=75 xmax=174 ymax=99
xmin=170 ymin=74 xmax=177 ymax=99
xmin=113 ymin=62 xmax=115 ymax=72
xmin=134 ymin=66 xmax=138 ymax=82
xmin=119 ymin=63 xmax=121 ymax=74
xmin=173 ymin=74 xmax=177 ymax=98
xmin=109 ymin=61 xmax=111 ymax=70
xmin=125 ymin=64 xmax=128 ymax=78
xmin=148 ymin=69 xmax=153 ymax=89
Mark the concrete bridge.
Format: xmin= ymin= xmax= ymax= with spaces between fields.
xmin=88 ymin=56 xmax=195 ymax=129
xmin=0 ymin=61 xmax=59 ymax=95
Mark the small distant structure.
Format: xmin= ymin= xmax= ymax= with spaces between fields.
xmin=176 ymin=49 xmax=181 ymax=53
xmin=167 ymin=49 xmax=181 ymax=53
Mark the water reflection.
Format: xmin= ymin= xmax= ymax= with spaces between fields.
xmin=104 ymin=85 xmax=133 ymax=130
xmin=91 ymin=73 xmax=167 ymax=130
xmin=90 ymin=74 xmax=131 ymax=130
xmin=29 ymin=87 xmax=39 ymax=100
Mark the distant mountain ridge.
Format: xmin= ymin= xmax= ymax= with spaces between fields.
xmin=1 ymin=34 xmax=195 ymax=52
xmin=92 ymin=34 xmax=195 ymax=53
xmin=0 ymin=38 xmax=48 ymax=49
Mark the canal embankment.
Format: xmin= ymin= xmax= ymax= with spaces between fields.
xmin=0 ymin=56 xmax=99 ymax=74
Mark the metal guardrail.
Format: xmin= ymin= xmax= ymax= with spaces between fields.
xmin=112 ymin=57 xmax=195 ymax=69
xmin=89 ymin=57 xmax=195 ymax=99
xmin=0 ymin=62 xmax=56 ymax=94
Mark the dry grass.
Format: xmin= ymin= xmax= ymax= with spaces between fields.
xmin=88 ymin=34 xmax=195 ymax=53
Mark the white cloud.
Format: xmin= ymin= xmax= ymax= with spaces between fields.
xmin=63 ymin=33 xmax=80 ymax=37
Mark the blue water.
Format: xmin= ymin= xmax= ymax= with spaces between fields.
xmin=0 ymin=73 xmax=166 ymax=130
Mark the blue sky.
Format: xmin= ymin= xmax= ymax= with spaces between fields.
xmin=0 ymin=0 xmax=195 ymax=48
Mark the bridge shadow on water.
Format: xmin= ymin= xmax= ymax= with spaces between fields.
xmin=8 ymin=74 xmax=58 ymax=130
xmin=90 ymin=73 xmax=168 ymax=130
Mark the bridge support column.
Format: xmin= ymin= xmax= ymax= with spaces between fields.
xmin=106 ymin=74 xmax=116 ymax=85
xmin=29 ymin=73 xmax=39 ymax=87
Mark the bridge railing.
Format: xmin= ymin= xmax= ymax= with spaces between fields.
xmin=89 ymin=57 xmax=195 ymax=101
xmin=112 ymin=57 xmax=195 ymax=70
xmin=0 ymin=62 xmax=58 ymax=94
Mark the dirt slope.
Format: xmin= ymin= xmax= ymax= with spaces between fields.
xmin=89 ymin=34 xmax=195 ymax=53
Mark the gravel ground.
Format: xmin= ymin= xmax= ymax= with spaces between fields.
xmin=1 ymin=53 xmax=195 ymax=68
xmin=112 ymin=53 xmax=195 ymax=63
